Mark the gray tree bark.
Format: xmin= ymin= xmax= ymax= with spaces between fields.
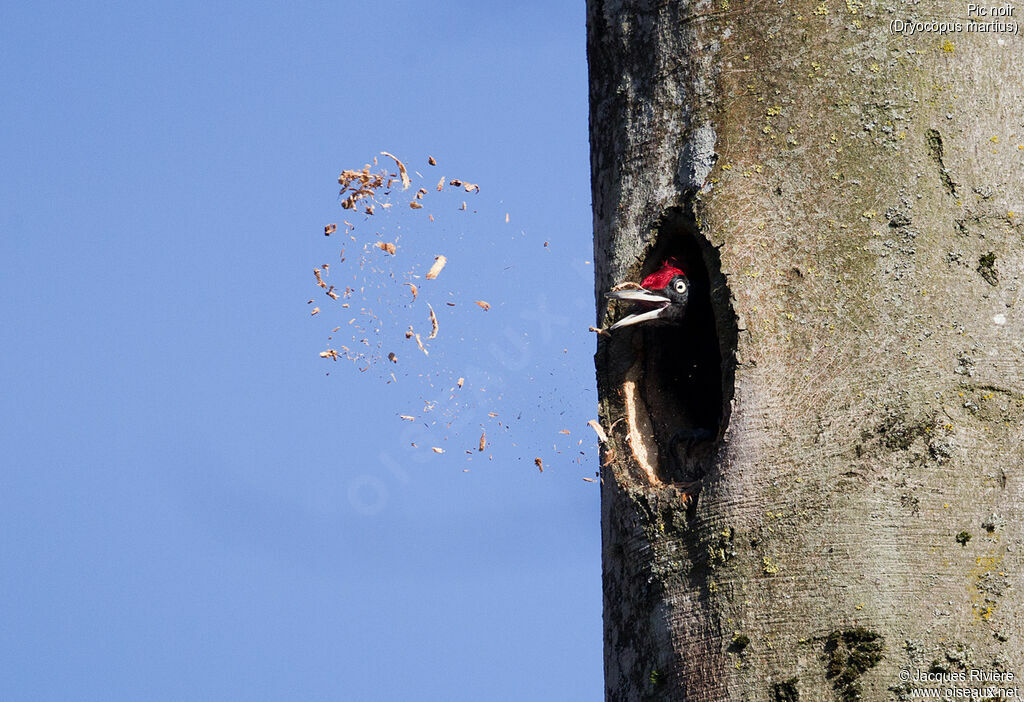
xmin=588 ymin=1 xmax=1023 ymax=700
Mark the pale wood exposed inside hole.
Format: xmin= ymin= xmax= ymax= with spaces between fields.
xmin=622 ymin=360 xmax=661 ymax=486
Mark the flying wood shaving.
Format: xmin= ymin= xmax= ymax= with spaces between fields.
xmin=319 ymin=349 xmax=339 ymax=361
xmin=313 ymin=269 xmax=326 ymax=288
xmin=505 ymin=213 xmax=509 ymax=223
xmin=425 ymin=255 xmax=447 ymax=280
xmin=436 ymin=177 xmax=445 ymax=191
xmin=311 ymin=307 xmax=320 ymax=315
xmin=414 ymin=333 xmax=429 ymax=355
xmin=479 ymin=432 xmax=486 ymax=451
xmin=583 ymin=477 xmax=596 ymax=482
xmin=326 ymin=286 xmax=339 ymax=300
xmin=432 ymin=447 xmax=444 ymax=454
xmin=534 ymin=457 xmax=544 ymax=473
xmin=488 ymin=412 xmax=498 ymax=417
xmin=380 ymin=151 xmax=411 ymax=190
xmin=474 ymin=300 xmax=490 ymax=311
xmin=387 ymin=352 xmax=398 ymax=363
xmin=409 ymin=201 xmax=423 ymax=209
xmin=416 ymin=188 xmax=427 ymax=199
xmin=404 ymin=283 xmax=418 ymax=300
xmin=332 ymin=326 xmax=340 ymax=332
xmin=428 ymin=156 xmax=437 ymax=166
xmin=460 ymin=202 xmax=466 ymax=211
xmin=375 ymin=241 xmax=397 ymax=255
xmin=588 ymin=420 xmax=609 ymax=443
xmin=324 ymin=224 xmax=336 ymax=236
xmin=400 ymin=415 xmax=415 ymax=421
xmin=457 ymin=377 xmax=464 ymax=388
xmin=559 ymin=430 xmax=570 ymax=435
xmin=427 ymin=303 xmax=439 ymax=339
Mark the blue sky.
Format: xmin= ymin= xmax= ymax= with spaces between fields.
xmin=1 ymin=2 xmax=601 ymax=700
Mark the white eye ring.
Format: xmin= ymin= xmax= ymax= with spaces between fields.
xmin=674 ymin=280 xmax=687 ymax=294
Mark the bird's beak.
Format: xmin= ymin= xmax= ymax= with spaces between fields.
xmin=605 ymin=288 xmax=671 ymax=330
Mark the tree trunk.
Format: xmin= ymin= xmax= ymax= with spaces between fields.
xmin=588 ymin=1 xmax=1023 ymax=699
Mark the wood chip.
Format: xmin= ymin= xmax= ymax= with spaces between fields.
xmin=324 ymin=224 xmax=336 ymax=236
xmin=313 ymin=268 xmax=326 ymax=288
xmin=457 ymin=377 xmax=464 ymax=388
xmin=588 ymin=420 xmax=609 ymax=443
xmin=310 ymin=307 xmax=320 ymax=315
xmin=319 ymin=349 xmax=339 ymax=361
xmin=534 ymin=457 xmax=544 ymax=473
xmin=474 ymin=300 xmax=490 ymax=311
xmin=427 ymin=303 xmax=439 ymax=339
xmin=428 ymin=156 xmax=437 ymax=166
xmin=479 ymin=432 xmax=486 ymax=451
xmin=375 ymin=241 xmax=397 ymax=255
xmin=432 ymin=447 xmax=445 ymax=454
xmin=582 ymin=477 xmax=596 ymax=482
xmin=414 ymin=333 xmax=429 ymax=355
xmin=409 ymin=201 xmax=423 ymax=209
xmin=559 ymin=429 xmax=570 ymax=435
xmin=425 ymin=255 xmax=447 ymax=280
xmin=436 ymin=176 xmax=445 ymax=191
xmin=399 ymin=415 xmax=415 ymax=421
xmin=404 ymin=283 xmax=418 ymax=300
xmin=387 ymin=352 xmax=398 ymax=363
xmin=505 ymin=213 xmax=509 ymax=223
xmin=380 ymin=151 xmax=411 ymax=190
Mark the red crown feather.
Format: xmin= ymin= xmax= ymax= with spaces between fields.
xmin=640 ymin=257 xmax=685 ymax=290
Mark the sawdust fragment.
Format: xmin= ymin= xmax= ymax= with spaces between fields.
xmin=425 ymin=255 xmax=447 ymax=280
xmin=427 ymin=303 xmax=439 ymax=339
xmin=380 ymin=151 xmax=411 ymax=190
xmin=588 ymin=419 xmax=608 ymax=444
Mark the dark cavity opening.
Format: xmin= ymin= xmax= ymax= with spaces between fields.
xmin=639 ymin=207 xmax=736 ymax=483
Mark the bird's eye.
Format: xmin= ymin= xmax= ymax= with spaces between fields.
xmin=673 ymin=280 xmax=687 ymax=294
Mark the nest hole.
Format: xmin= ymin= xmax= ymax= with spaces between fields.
xmin=638 ymin=207 xmax=736 ymax=483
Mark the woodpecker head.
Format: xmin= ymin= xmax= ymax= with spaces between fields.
xmin=606 ymin=257 xmax=689 ymax=330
